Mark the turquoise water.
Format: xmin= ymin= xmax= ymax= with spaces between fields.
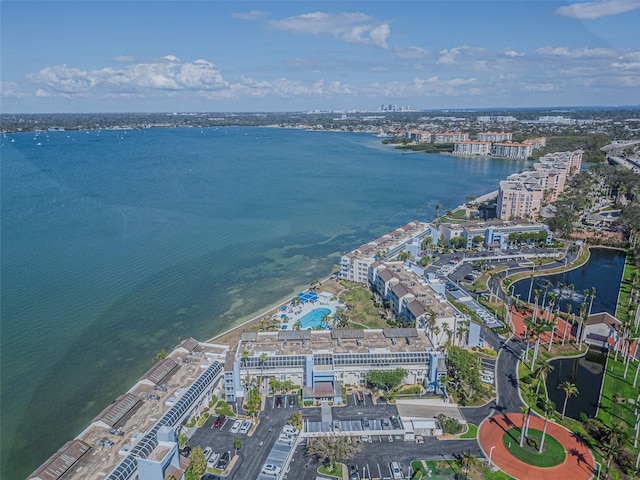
xmin=299 ymin=308 xmax=331 ymax=329
xmin=0 ymin=126 xmax=530 ymax=478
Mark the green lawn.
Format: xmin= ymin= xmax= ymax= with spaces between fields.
xmin=318 ymin=463 xmax=344 ymax=477
xmin=460 ymin=423 xmax=478 ymax=439
xmin=597 ymin=356 xmax=638 ymax=430
xmin=339 ymin=285 xmax=387 ymax=328
xmin=502 ymin=428 xmax=566 ymax=467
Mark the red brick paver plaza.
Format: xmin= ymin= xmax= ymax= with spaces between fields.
xmin=478 ymin=413 xmax=595 ymax=480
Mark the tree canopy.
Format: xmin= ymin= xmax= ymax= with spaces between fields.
xmin=365 ymin=368 xmax=407 ymax=391
xmin=306 ymin=434 xmax=363 ymax=471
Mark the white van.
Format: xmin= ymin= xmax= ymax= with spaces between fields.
xmin=391 ymin=461 xmax=403 ymax=479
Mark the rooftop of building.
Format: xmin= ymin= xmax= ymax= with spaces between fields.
xmin=35 ymin=341 xmax=228 ymax=480
xmin=345 ymin=220 xmax=429 ymax=260
xmin=237 ymin=327 xmax=435 ymax=357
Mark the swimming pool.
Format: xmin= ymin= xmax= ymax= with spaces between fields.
xmin=299 ymin=308 xmax=331 ymax=329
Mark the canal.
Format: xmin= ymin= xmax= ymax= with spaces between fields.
xmin=513 ymin=247 xmax=625 ymax=419
xmin=512 ymin=247 xmax=626 ymax=316
xmin=546 ymin=349 xmax=607 ymax=419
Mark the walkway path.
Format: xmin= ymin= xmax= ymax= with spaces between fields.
xmin=478 ymin=413 xmax=595 ymax=480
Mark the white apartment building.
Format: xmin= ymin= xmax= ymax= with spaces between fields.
xmin=339 ymin=221 xmax=431 ymax=284
xmin=454 ymin=140 xmax=492 ymax=156
xmin=477 ymin=132 xmax=513 ymax=142
xmin=404 ymin=129 xmax=432 ymax=143
xmin=433 ymin=132 xmax=469 ymax=143
xmin=477 ymin=115 xmax=516 ymax=123
xmin=491 ymin=141 xmax=534 ymax=159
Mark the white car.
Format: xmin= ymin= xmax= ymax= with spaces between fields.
xmin=391 ymin=461 xmax=403 ymax=479
xmin=230 ymin=420 xmax=242 ymax=433
xmin=203 ymin=447 xmax=212 ymax=460
xmin=282 ymin=425 xmax=299 ymax=435
xmin=239 ymin=420 xmax=252 ymax=433
xmin=262 ymin=464 xmax=282 ymax=476
xmin=207 ymin=452 xmax=220 ymax=468
xmin=278 ymin=433 xmax=294 ymax=444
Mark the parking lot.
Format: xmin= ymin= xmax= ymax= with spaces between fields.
xmin=187 ymin=395 xmax=300 ymax=480
xmin=187 ymin=391 xmax=484 ymax=480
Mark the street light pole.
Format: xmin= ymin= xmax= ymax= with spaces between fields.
xmin=489 ymin=445 xmax=495 ymax=468
xmin=595 ymin=460 xmax=602 ymax=480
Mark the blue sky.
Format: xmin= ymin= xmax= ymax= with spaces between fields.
xmin=1 ymin=1 xmax=639 ymax=113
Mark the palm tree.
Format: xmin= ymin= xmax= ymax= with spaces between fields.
xmin=588 ymin=287 xmax=596 ymax=316
xmin=558 ymin=381 xmax=579 ymax=418
xmin=561 ymin=303 xmax=572 ymax=345
xmin=241 ymin=349 xmax=249 ymax=367
xmin=456 ymin=321 xmax=469 ymax=347
xmin=519 ymin=405 xmax=531 ymax=446
xmin=538 ymin=398 xmax=556 ymax=453
xmin=532 ymin=289 xmax=541 ymax=324
xmin=259 ymin=352 xmax=268 ymax=390
xmin=526 ymin=318 xmax=551 ymax=371
xmin=426 ymin=309 xmax=437 ymax=339
xmin=534 ymin=359 xmax=554 ymax=397
xmin=435 ymin=204 xmax=441 ymax=219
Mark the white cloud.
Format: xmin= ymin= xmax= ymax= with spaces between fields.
xmin=611 ymin=61 xmax=640 ymax=70
xmin=26 ymin=57 xmax=228 ymax=96
xmin=436 ymin=46 xmax=490 ymax=71
xmin=270 ymin=12 xmax=390 ymax=49
xmin=231 ymin=10 xmax=267 ymax=21
xmin=1 ymin=81 xmax=28 ymax=98
xmin=503 ymin=49 xmax=524 ymax=58
xmin=555 ymin=0 xmax=640 ymax=19
xmin=536 ymin=45 xmax=619 ymax=58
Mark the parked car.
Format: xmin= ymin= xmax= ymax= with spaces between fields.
xmin=288 ymin=395 xmax=296 ymax=406
xmin=207 ymin=452 xmax=220 ymax=468
xmin=213 ymin=414 xmax=226 ymax=428
xmin=180 ymin=446 xmax=192 ymax=457
xmin=274 ymin=395 xmax=283 ymax=408
xmin=282 ymin=424 xmax=299 ymax=435
xmin=203 ymin=447 xmax=213 ymax=460
xmin=216 ymin=452 xmax=229 ymax=470
xmin=278 ymin=433 xmax=294 ymax=444
xmin=230 ymin=420 xmax=242 ymax=433
xmin=108 ymin=428 xmax=125 ymax=436
xmin=390 ymin=416 xmax=402 ymax=429
xmin=361 ymin=417 xmax=370 ymax=430
xmin=391 ymin=461 xmax=403 ymax=479
xmin=239 ymin=420 xmax=252 ymax=433
xmin=262 ymin=464 xmax=282 ymax=476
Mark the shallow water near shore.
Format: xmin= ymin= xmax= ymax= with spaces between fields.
xmin=1 ymin=126 xmax=529 ymax=478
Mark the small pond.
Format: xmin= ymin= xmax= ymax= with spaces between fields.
xmin=546 ymin=349 xmax=606 ymax=419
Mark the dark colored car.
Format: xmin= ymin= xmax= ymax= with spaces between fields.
xmin=274 ymin=395 xmax=283 ymax=408
xmin=214 ymin=414 xmax=226 ymax=428
xmin=180 ymin=446 xmax=192 ymax=457
xmin=288 ymin=395 xmax=296 ymax=406
xmin=361 ymin=417 xmax=370 ymax=430
xmin=216 ymin=451 xmax=230 ymax=470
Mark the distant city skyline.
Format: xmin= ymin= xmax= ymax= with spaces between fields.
xmin=2 ymin=0 xmax=639 ymax=113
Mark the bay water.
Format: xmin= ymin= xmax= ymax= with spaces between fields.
xmin=0 ymin=126 xmax=530 ymax=478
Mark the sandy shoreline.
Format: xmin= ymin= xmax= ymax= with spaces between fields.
xmin=207 ymin=274 xmax=343 ymax=349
